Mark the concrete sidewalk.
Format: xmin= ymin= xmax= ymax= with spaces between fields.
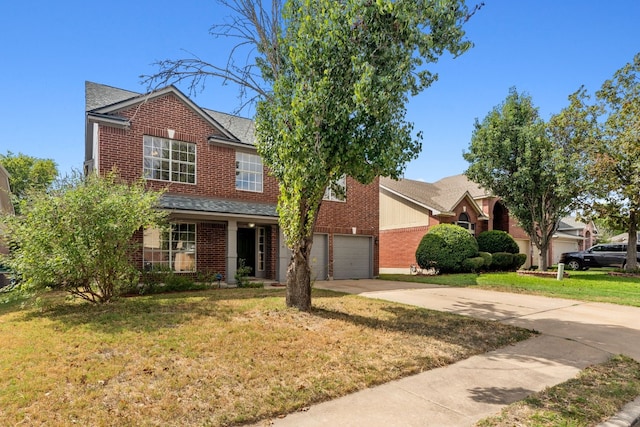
xmin=253 ymin=280 xmax=640 ymax=426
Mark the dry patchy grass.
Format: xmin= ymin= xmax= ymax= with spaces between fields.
xmin=0 ymin=288 xmax=533 ymax=426
xmin=476 ymin=355 xmax=640 ymax=427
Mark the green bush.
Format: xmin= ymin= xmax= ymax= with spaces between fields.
xmin=513 ymin=253 xmax=528 ymax=270
xmin=235 ymin=259 xmax=253 ymax=287
xmin=477 ymin=230 xmax=519 ymax=254
xmin=491 ymin=252 xmax=515 ymax=270
xmin=462 ymin=256 xmax=485 ymax=273
xmin=415 ymin=224 xmax=479 ymax=274
xmin=478 ymin=251 xmax=492 ymax=268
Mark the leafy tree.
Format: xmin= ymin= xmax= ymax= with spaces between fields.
xmin=146 ymin=0 xmax=480 ymax=310
xmin=464 ymin=88 xmax=583 ymax=271
xmin=0 ymin=151 xmax=58 ymax=214
xmin=1 ymin=171 xmax=167 ymax=303
xmin=573 ymin=54 xmax=640 ymax=270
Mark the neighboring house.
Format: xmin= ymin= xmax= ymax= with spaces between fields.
xmin=85 ymin=81 xmax=378 ymax=283
xmin=550 ymin=217 xmax=598 ymax=265
xmin=0 ymin=164 xmax=14 ymax=286
xmin=380 ymin=174 xmax=590 ymax=273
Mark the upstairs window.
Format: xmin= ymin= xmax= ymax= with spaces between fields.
xmin=236 ymin=152 xmax=263 ymax=192
xmin=143 ymin=135 xmax=196 ymax=184
xmin=324 ymin=175 xmax=346 ymax=202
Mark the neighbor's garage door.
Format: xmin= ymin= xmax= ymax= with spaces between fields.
xmin=553 ymin=240 xmax=579 ymax=265
xmin=333 ymin=235 xmax=372 ymax=280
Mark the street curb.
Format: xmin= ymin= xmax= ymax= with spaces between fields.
xmin=597 ymin=396 xmax=640 ymax=427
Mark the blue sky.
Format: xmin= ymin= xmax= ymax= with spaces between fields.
xmin=1 ymin=1 xmax=638 ymax=182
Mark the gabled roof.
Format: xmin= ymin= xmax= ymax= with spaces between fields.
xmin=85 ymin=81 xmax=255 ymax=147
xmin=557 ymin=216 xmax=586 ymax=231
xmin=86 ymin=81 xmax=139 ymax=111
xmin=433 ymin=174 xmax=491 ymax=199
xmin=380 ymin=175 xmax=488 ymax=218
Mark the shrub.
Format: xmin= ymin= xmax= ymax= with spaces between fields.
xmin=477 ymin=230 xmax=519 ymax=254
xmin=462 ymin=256 xmax=485 ymax=273
xmin=478 ymin=252 xmax=492 ymax=269
xmin=491 ymin=252 xmax=515 ymax=270
xmin=513 ymin=253 xmax=528 ymax=270
xmin=415 ymin=224 xmax=479 ymax=274
xmin=235 ymin=259 xmax=253 ymax=287
xmin=1 ymin=171 xmax=167 ymax=303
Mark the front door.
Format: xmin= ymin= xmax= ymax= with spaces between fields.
xmin=237 ymin=228 xmax=256 ymax=275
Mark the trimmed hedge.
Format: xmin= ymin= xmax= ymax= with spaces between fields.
xmin=416 ymin=224 xmax=478 ymax=274
xmin=513 ymin=253 xmax=528 ymax=270
xmin=462 ymin=256 xmax=485 ymax=273
xmin=478 ymin=251 xmax=492 ymax=269
xmin=491 ymin=252 xmax=515 ymax=270
xmin=477 ymin=230 xmax=519 ymax=254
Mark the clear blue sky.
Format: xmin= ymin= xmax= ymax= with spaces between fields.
xmin=1 ymin=1 xmax=638 ymax=182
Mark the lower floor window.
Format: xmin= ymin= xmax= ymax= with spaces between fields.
xmin=143 ymin=223 xmax=196 ymax=272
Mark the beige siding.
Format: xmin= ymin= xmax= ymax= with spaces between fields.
xmin=380 ymin=190 xmax=430 ymax=230
xmin=515 ymin=238 xmax=532 ymax=269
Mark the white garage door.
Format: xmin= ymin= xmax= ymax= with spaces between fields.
xmin=310 ymin=234 xmax=328 ymax=281
xmin=333 ymin=235 xmax=372 ymax=280
xmin=553 ymin=240 xmax=579 ymax=265
xmin=278 ymin=233 xmax=328 ymax=282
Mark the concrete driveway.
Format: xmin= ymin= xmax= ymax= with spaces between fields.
xmin=253 ymin=279 xmax=640 ymax=426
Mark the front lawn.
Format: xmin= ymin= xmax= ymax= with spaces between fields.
xmin=476 ymin=355 xmax=640 ymax=427
xmin=380 ymin=270 xmax=640 ymax=307
xmin=0 ymin=288 xmax=532 ymax=426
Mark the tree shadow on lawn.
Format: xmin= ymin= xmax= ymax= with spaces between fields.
xmin=310 ymin=303 xmax=535 ymax=354
xmin=14 ymin=288 xmax=359 ymax=334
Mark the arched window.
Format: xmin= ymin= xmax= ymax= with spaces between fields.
xmin=456 ymin=212 xmax=475 ymax=234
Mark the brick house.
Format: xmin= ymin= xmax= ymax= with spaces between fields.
xmin=380 ymin=175 xmax=598 ymax=272
xmin=85 ymin=82 xmax=378 ymax=283
xmin=380 ymin=175 xmax=530 ymax=273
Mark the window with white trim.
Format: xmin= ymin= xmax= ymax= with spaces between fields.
xmin=143 ymin=223 xmax=196 ymax=272
xmin=456 ymin=212 xmax=475 ymax=234
xmin=323 ymin=175 xmax=346 ymax=202
xmin=258 ymin=227 xmax=266 ymax=272
xmin=143 ymin=135 xmax=196 ymax=184
xmin=235 ymin=152 xmax=263 ymax=192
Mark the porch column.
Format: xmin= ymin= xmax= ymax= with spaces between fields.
xmin=227 ymin=220 xmax=238 ymax=284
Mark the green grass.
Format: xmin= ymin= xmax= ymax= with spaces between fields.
xmin=380 ymin=270 xmax=640 ymax=306
xmin=476 ymin=355 xmax=640 ymax=427
xmin=0 ymin=287 xmax=533 ymax=426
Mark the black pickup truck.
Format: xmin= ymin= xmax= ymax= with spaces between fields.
xmin=559 ymin=243 xmax=640 ymax=270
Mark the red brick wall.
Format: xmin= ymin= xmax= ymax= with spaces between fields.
xmin=315 ymin=177 xmax=380 ymax=276
xmin=380 ymin=226 xmax=428 ymax=269
xmin=97 ymin=93 xmax=280 ymax=202
xmin=197 ymin=222 xmax=227 ymax=276
xmin=96 ymin=92 xmax=379 ymax=278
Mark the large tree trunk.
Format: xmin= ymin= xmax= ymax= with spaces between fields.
xmin=286 ymin=237 xmax=313 ymax=311
xmin=625 ymin=210 xmax=638 ymax=271
xmin=538 ymin=244 xmax=549 ymax=271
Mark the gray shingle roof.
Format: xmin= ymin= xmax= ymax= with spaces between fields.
xmin=380 ymin=176 xmax=447 ymax=212
xmin=205 ymin=109 xmax=255 ymax=145
xmin=85 ymin=82 xmax=256 ymax=146
xmin=86 ymin=81 xmax=140 ymax=111
xmin=380 ymin=174 xmax=489 ymax=216
xmin=160 ymin=194 xmax=277 ymax=217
